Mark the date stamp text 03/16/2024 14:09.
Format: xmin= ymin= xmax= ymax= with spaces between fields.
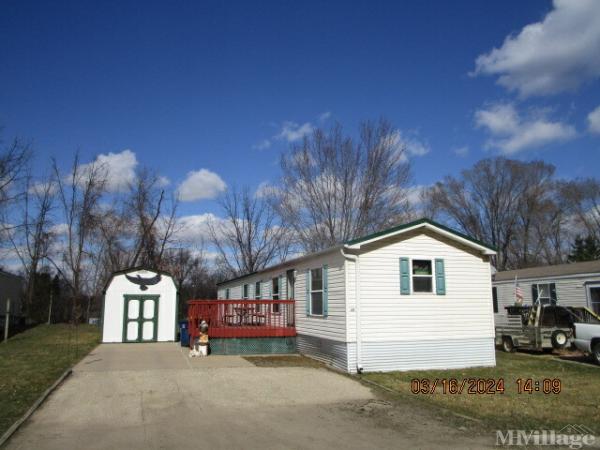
xmin=410 ymin=378 xmax=562 ymax=395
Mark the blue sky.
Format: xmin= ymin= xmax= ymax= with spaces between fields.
xmin=1 ymin=0 xmax=600 ymax=225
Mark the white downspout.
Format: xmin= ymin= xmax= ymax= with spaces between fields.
xmin=341 ymin=248 xmax=363 ymax=373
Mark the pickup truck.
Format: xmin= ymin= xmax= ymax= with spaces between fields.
xmin=573 ymin=323 xmax=600 ymax=365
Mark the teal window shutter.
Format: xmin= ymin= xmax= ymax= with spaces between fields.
xmin=399 ymin=258 xmax=410 ymax=295
xmin=279 ymin=275 xmax=284 ymax=299
xmin=323 ymin=264 xmax=329 ymax=317
xmin=550 ymin=283 xmax=557 ymax=303
xmin=435 ymin=259 xmax=446 ymax=295
xmin=532 ymin=284 xmax=538 ymax=303
xmin=305 ymin=269 xmax=311 ymax=315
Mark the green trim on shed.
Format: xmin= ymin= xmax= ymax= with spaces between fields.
xmin=122 ymin=294 xmax=160 ymax=343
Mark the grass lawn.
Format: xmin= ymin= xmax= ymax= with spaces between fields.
xmin=363 ymin=351 xmax=600 ymax=430
xmin=0 ymin=324 xmax=100 ymax=436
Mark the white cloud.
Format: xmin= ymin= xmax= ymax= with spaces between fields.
xmin=255 ymin=181 xmax=279 ymax=199
xmin=177 ymin=169 xmax=227 ymax=202
xmin=50 ymin=223 xmax=69 ymax=236
xmin=157 ymin=176 xmax=170 ymax=187
xmin=252 ymin=139 xmax=272 ymax=150
xmin=276 ymin=121 xmax=314 ymax=142
xmin=473 ymin=0 xmax=600 ymax=97
xmin=383 ymin=130 xmax=431 ymax=162
xmin=475 ymin=103 xmax=576 ymax=154
xmin=318 ymin=111 xmax=332 ymax=122
xmin=79 ymin=149 xmax=138 ymax=192
xmin=454 ymin=146 xmax=469 ymax=157
xmin=587 ymin=105 xmax=600 ymax=134
xmin=404 ymin=185 xmax=428 ymax=207
xmin=174 ymin=213 xmax=231 ymax=243
xmin=254 ymin=120 xmax=315 ymax=150
xmin=28 ymin=181 xmax=58 ymax=196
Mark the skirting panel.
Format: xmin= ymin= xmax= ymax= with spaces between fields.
xmin=296 ymin=334 xmax=349 ymax=372
xmin=209 ymin=337 xmax=297 ymax=355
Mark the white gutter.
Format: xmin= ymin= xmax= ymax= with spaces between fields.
xmin=341 ymin=248 xmax=363 ymax=373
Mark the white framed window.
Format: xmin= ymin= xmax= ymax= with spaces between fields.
xmin=310 ymin=268 xmax=324 ymax=315
xmin=255 ymin=281 xmax=261 ymax=299
xmin=225 ymin=288 xmax=230 ymax=300
xmin=533 ymin=283 xmax=556 ymax=305
xmin=411 ymin=259 xmax=433 ymax=293
xmin=242 ymin=284 xmax=249 ymax=299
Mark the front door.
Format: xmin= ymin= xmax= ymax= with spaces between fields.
xmin=123 ymin=295 xmax=159 ymax=342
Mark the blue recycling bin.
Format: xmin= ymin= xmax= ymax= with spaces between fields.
xmin=179 ymin=320 xmax=190 ymax=347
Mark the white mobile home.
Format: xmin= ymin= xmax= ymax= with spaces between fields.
xmin=102 ymin=267 xmax=178 ymax=343
xmin=493 ymin=260 xmax=600 ymax=325
xmin=217 ymin=218 xmax=497 ymax=373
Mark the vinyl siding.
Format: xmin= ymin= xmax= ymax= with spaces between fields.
xmin=493 ymin=274 xmax=600 ymax=325
xmin=217 ymin=249 xmax=347 ymax=343
xmin=348 ymin=229 xmax=496 ymax=371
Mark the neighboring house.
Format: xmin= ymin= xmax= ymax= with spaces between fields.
xmin=0 ymin=270 xmax=24 ymax=326
xmin=101 ymin=267 xmax=178 ymax=343
xmin=492 ymin=260 xmax=600 ymax=325
xmin=217 ymin=218 xmax=497 ymax=373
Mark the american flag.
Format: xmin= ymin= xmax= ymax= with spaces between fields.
xmin=515 ymin=278 xmax=524 ymax=304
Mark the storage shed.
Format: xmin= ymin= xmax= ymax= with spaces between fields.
xmin=493 ymin=260 xmax=600 ymax=325
xmin=217 ymin=218 xmax=497 ymax=373
xmin=101 ymin=267 xmax=178 ymax=343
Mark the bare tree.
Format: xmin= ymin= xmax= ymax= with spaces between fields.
xmin=6 ymin=173 xmax=55 ymax=318
xmin=425 ymin=158 xmax=570 ymax=270
xmin=426 ymin=158 xmax=525 ymax=270
xmin=510 ymin=161 xmax=559 ymax=267
xmin=49 ymin=153 xmax=106 ymax=322
xmin=559 ymin=178 xmax=600 ymax=242
xmin=126 ymin=168 xmax=178 ymax=269
xmin=0 ymin=135 xmax=32 ymax=218
xmin=273 ymin=120 xmax=413 ymax=252
xmin=208 ymin=186 xmax=292 ymax=277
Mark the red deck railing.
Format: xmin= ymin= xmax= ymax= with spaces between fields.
xmin=187 ymin=299 xmax=296 ymax=342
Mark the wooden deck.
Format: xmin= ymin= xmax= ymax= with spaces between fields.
xmin=187 ymin=299 xmax=296 ymax=341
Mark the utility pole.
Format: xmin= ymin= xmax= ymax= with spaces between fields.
xmin=47 ymin=290 xmax=53 ymax=325
xmin=3 ymin=298 xmax=10 ymax=343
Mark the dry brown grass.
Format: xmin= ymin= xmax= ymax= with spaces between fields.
xmin=363 ymin=351 xmax=600 ymax=430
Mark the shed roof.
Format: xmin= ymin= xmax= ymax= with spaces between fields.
xmin=218 ymin=218 xmax=495 ymax=286
xmin=494 ymin=260 xmax=600 ymax=282
xmin=102 ymin=266 xmax=176 ymax=293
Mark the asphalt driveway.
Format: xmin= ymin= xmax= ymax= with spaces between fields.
xmin=5 ymin=343 xmax=492 ymax=449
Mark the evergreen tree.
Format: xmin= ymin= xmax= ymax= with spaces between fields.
xmin=568 ymin=235 xmax=600 ymax=262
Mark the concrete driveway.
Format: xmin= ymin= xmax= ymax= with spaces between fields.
xmin=5 ymin=344 xmax=492 ymax=449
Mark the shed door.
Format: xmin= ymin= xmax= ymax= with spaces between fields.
xmin=123 ymin=295 xmax=159 ymax=342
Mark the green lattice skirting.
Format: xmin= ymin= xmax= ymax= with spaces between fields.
xmin=208 ymin=337 xmax=297 ymax=355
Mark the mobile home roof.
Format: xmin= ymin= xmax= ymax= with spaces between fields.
xmin=217 ymin=218 xmax=495 ymax=286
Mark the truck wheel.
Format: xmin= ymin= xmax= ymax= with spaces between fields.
xmin=551 ymin=330 xmax=568 ymax=349
xmin=592 ymin=342 xmax=600 ymax=366
xmin=502 ymin=336 xmax=515 ymax=353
